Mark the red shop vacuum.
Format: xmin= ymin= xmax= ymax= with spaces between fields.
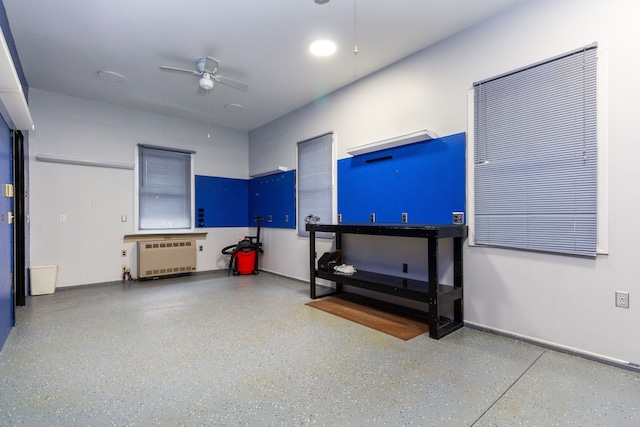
xmin=221 ymin=216 xmax=264 ymax=276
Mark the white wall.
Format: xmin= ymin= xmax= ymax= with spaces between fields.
xmin=249 ymin=0 xmax=640 ymax=365
xmin=28 ymin=89 xmax=250 ymax=287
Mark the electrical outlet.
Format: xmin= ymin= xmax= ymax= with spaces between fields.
xmin=199 ymin=245 xmax=203 ymax=252
xmin=615 ymin=291 xmax=629 ymax=308
xmin=402 ymin=213 xmax=408 ymax=223
xmin=452 ymin=212 xmax=464 ymax=224
xmin=370 ymin=213 xmax=376 ymax=223
xmin=121 ymin=250 xmax=127 ymax=257
xmin=337 ymin=213 xmax=342 ymax=223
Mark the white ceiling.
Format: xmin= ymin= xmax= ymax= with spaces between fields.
xmin=4 ymin=0 xmax=520 ymax=132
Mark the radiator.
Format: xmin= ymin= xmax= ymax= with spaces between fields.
xmin=137 ymin=240 xmax=196 ymax=279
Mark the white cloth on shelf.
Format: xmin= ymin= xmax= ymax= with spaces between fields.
xmin=333 ymin=264 xmax=357 ymax=275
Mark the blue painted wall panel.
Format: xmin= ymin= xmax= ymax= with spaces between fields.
xmin=248 ymin=170 xmax=296 ymax=228
xmin=338 ymin=132 xmax=466 ymax=224
xmin=195 ymin=176 xmax=249 ymax=227
xmin=1 ymin=3 xmax=28 ymax=349
xmin=0 ymin=116 xmax=11 ymax=350
xmin=196 ymin=133 xmax=464 ymax=231
xmin=195 ymin=171 xmax=296 ymax=229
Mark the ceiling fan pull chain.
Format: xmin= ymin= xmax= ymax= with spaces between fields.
xmin=353 ymin=0 xmax=359 ymax=55
xmin=207 ymin=91 xmax=211 ymax=139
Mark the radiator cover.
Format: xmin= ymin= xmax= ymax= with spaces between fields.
xmin=137 ymin=240 xmax=196 ymax=279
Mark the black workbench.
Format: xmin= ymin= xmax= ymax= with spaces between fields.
xmin=306 ymin=223 xmax=468 ymax=339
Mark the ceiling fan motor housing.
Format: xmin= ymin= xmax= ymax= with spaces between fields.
xmin=199 ymin=75 xmax=214 ymax=91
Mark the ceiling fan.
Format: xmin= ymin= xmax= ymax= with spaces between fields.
xmin=159 ymin=56 xmax=249 ymax=95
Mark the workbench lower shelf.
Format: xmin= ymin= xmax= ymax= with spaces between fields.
xmin=315 ymin=270 xmax=462 ymax=303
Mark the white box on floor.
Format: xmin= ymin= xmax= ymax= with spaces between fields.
xmin=30 ymin=265 xmax=58 ymax=295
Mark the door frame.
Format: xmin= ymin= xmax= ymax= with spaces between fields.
xmin=12 ymin=130 xmax=25 ymax=308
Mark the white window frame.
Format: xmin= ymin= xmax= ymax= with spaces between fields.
xmin=466 ymin=45 xmax=608 ymax=255
xmin=134 ymin=144 xmax=195 ymax=234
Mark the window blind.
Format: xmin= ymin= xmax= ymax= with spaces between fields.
xmin=297 ymin=132 xmax=334 ymax=237
xmin=473 ymin=44 xmax=598 ymax=256
xmin=138 ymin=145 xmax=193 ymax=230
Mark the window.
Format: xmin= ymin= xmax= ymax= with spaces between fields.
xmin=137 ymin=144 xmax=194 ymax=231
xmin=297 ymin=132 xmax=335 ymax=237
xmin=472 ymin=44 xmax=599 ymax=256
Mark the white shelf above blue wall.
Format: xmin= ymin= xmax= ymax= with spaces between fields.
xmin=346 ymin=129 xmax=438 ymax=156
xmin=249 ymin=166 xmax=288 ymax=178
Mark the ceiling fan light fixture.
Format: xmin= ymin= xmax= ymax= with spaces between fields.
xmin=199 ymin=74 xmax=214 ymax=91
xmin=159 ymin=56 xmax=248 ymax=93
xmin=310 ymin=40 xmax=336 ymax=56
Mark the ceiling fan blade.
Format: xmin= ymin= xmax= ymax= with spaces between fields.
xmin=203 ymin=56 xmax=219 ymax=74
xmin=212 ymin=75 xmax=249 ymax=92
xmin=159 ymin=65 xmax=201 ymax=75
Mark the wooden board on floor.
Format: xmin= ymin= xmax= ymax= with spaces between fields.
xmin=306 ymin=295 xmax=429 ymax=340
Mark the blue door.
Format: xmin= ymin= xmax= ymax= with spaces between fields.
xmin=0 ymin=116 xmax=13 ymax=350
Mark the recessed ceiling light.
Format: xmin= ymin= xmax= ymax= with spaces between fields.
xmin=224 ymin=103 xmax=244 ymax=112
xmin=310 ymin=40 xmax=336 ymax=57
xmin=97 ymin=70 xmax=126 ymax=83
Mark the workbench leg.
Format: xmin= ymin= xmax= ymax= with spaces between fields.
xmin=428 ymin=236 xmax=439 ymax=339
xmin=309 ymin=229 xmax=317 ymax=298
xmin=453 ymin=236 xmax=463 ymax=325
xmin=335 ymin=232 xmax=342 ymax=293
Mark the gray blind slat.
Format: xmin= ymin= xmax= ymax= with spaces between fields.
xmin=474 ymin=46 xmax=597 ymax=256
xmin=139 ymin=146 xmax=192 ymax=230
xmin=297 ymin=133 xmax=333 ymax=237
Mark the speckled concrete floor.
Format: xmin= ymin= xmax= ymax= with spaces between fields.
xmin=0 ymin=271 xmax=638 ymax=426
